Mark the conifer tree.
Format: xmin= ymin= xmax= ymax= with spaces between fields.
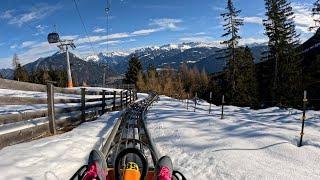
xmin=235 ymin=47 xmax=259 ymax=106
xmin=12 ymin=53 xmax=20 ymax=69
xmin=12 ymin=54 xmax=29 ymax=82
xmin=124 ymin=56 xmax=142 ymax=85
xmin=263 ymin=0 xmax=301 ymax=105
xmin=220 ymin=0 xmax=243 ymax=97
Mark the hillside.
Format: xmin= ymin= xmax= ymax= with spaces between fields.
xmin=23 ymin=52 xmax=115 ymax=86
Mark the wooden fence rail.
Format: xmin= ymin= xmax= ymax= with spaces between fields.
xmin=0 ymin=81 xmax=138 ymax=149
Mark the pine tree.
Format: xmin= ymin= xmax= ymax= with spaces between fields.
xmin=49 ymin=70 xmax=68 ymax=87
xmin=12 ymin=54 xmax=29 ymax=82
xmin=220 ymin=0 xmax=244 ymax=97
xmin=12 ymin=53 xmax=20 ymax=69
xmin=235 ymin=47 xmax=259 ymax=106
xmin=310 ymin=0 xmax=320 ymax=31
xmin=263 ymin=0 xmax=301 ymax=105
xmin=13 ymin=64 xmax=29 ymax=82
xmin=124 ymin=56 xmax=142 ymax=85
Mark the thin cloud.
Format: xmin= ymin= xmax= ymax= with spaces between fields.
xmin=239 ymin=38 xmax=268 ymax=45
xmin=76 ymin=33 xmax=130 ymax=44
xmin=292 ymin=2 xmax=316 ymax=33
xmin=21 ymin=41 xmax=37 ymax=48
xmin=243 ymin=16 xmax=263 ymax=25
xmin=33 ymin=24 xmax=48 ymax=36
xmin=10 ymin=44 xmax=17 ymax=49
xmin=60 ymin=35 xmax=80 ymax=40
xmin=93 ymin=28 xmax=106 ymax=33
xmin=99 ymin=40 xmax=121 ymax=45
xmin=131 ymin=28 xmax=161 ymax=36
xmin=194 ymin=32 xmax=206 ymax=35
xmin=0 ymin=4 xmax=61 ymax=27
xmin=99 ymin=39 xmax=136 ymax=45
xmin=150 ymin=18 xmax=183 ymax=31
xmin=0 ymin=10 xmax=14 ymax=19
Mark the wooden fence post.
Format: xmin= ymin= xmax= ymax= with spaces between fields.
xmin=120 ymin=91 xmax=123 ymax=109
xmin=209 ymin=92 xmax=212 ymax=114
xmin=187 ymin=93 xmax=189 ymax=110
xmin=126 ymin=91 xmax=128 ymax=107
xmin=47 ymin=83 xmax=56 ymax=135
xmin=81 ymin=88 xmax=86 ymax=122
xmin=221 ymin=95 xmax=225 ymax=119
xmin=299 ymin=90 xmax=308 ymax=147
xmin=102 ymin=90 xmax=106 ymax=114
xmin=113 ymin=91 xmax=116 ymax=110
xmin=194 ymin=93 xmax=197 ymax=112
xmin=134 ymin=90 xmax=137 ymax=100
xmin=135 ymin=90 xmax=138 ymax=100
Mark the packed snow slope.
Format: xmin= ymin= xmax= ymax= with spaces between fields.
xmin=146 ymin=96 xmax=320 ymax=180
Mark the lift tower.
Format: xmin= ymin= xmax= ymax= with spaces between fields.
xmin=48 ymin=32 xmax=76 ymax=88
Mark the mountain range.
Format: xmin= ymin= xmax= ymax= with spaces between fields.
xmin=84 ymin=42 xmax=267 ymax=74
xmin=0 ymin=42 xmax=268 ymax=84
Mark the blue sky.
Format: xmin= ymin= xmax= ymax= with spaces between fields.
xmin=0 ymin=0 xmax=317 ymax=68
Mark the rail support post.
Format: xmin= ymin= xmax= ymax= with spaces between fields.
xmin=129 ymin=90 xmax=132 ymax=104
xmin=113 ymin=91 xmax=116 ymax=111
xmin=209 ymin=92 xmax=212 ymax=114
xmin=47 ymin=83 xmax=56 ymax=135
xmin=102 ymin=90 xmax=106 ymax=114
xmin=120 ymin=91 xmax=123 ymax=109
xmin=299 ymin=90 xmax=308 ymax=147
xmin=221 ymin=95 xmax=225 ymax=119
xmin=81 ymin=88 xmax=86 ymax=122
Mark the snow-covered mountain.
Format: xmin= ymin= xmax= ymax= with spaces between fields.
xmin=0 ymin=68 xmax=14 ymax=79
xmin=23 ymin=52 xmax=115 ymax=85
xmin=84 ymin=42 xmax=266 ymax=74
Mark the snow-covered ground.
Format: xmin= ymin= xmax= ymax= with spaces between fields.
xmin=0 ymin=111 xmax=121 ymax=180
xmin=0 ymin=93 xmax=148 ymax=179
xmin=146 ymin=96 xmax=320 ymax=180
xmin=1 ymin=94 xmax=319 ymax=179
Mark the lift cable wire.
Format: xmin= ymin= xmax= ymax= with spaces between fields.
xmin=105 ymin=0 xmax=111 ymax=55
xmin=73 ymin=0 xmax=97 ymax=55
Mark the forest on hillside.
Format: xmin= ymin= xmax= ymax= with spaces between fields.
xmin=125 ymin=0 xmax=320 ymax=109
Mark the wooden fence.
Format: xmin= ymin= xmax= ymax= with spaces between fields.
xmin=0 ymin=79 xmax=137 ymax=149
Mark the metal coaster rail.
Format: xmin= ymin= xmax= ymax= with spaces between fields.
xmin=100 ymin=92 xmax=160 ymax=168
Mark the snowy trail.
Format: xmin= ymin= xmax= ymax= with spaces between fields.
xmin=147 ymin=96 xmax=320 ymax=180
xmin=0 ymin=111 xmax=121 ymax=180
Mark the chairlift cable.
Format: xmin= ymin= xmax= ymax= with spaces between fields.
xmin=73 ymin=0 xmax=97 ymax=55
xmin=105 ymin=0 xmax=111 ymax=55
